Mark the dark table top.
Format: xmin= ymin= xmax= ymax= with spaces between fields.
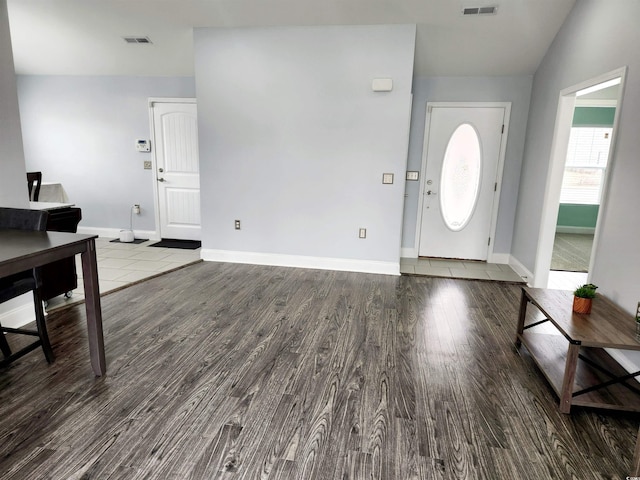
xmin=523 ymin=287 xmax=640 ymax=350
xmin=0 ymin=229 xmax=97 ymax=276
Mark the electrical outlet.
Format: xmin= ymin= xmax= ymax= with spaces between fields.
xmin=235 ymin=220 xmax=241 ymax=230
xmin=359 ymin=228 xmax=367 ymax=239
xmin=133 ymin=204 xmax=140 ymax=215
xmin=143 ymin=160 xmax=152 ymax=170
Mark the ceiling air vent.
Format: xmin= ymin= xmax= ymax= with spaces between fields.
xmin=462 ymin=6 xmax=498 ymax=15
xmin=123 ymin=36 xmax=152 ymax=44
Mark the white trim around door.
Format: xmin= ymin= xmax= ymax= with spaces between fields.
xmin=414 ymin=102 xmax=511 ymax=262
xmin=531 ymin=67 xmax=627 ymax=287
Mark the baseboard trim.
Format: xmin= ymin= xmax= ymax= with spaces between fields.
xmin=77 ymin=226 xmax=159 ymax=241
xmin=606 ymin=349 xmax=640 ymax=385
xmin=509 ymin=255 xmax=534 ymax=286
xmin=200 ymin=249 xmax=400 ymax=276
xmin=555 ymin=226 xmax=595 ymax=235
xmin=0 ymin=294 xmax=39 ymax=329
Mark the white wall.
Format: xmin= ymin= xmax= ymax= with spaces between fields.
xmin=0 ymin=0 xmax=27 ymax=208
xmin=511 ymin=0 xmax=640 ymax=366
xmin=16 ymin=75 xmax=195 ymax=233
xmin=194 ymin=25 xmax=415 ymax=272
xmin=401 ymin=76 xmax=533 ymax=255
xmin=0 ymin=0 xmax=31 ymax=325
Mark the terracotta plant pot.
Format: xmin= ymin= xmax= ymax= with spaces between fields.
xmin=573 ymin=296 xmax=592 ymax=314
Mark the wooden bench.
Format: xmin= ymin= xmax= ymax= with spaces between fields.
xmin=515 ymin=287 xmax=640 ymax=414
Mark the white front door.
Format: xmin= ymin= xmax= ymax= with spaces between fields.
xmin=152 ymin=101 xmax=201 ymax=241
xmin=418 ymin=105 xmax=507 ymax=260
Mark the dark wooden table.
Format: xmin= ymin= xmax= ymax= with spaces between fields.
xmin=634 ymin=427 xmax=640 ymax=476
xmin=0 ymin=230 xmax=105 ymax=376
xmin=515 ymin=287 xmax=640 ymax=414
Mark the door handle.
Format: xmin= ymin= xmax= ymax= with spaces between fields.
xmin=158 ymin=178 xmax=166 ymax=182
xmin=426 ymin=190 xmax=438 ymax=195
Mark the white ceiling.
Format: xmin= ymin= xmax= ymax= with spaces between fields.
xmin=7 ymin=0 xmax=576 ymax=78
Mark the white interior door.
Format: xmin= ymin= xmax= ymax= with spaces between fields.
xmin=418 ymin=106 xmax=506 ymax=260
xmin=152 ymin=101 xmax=201 ymax=241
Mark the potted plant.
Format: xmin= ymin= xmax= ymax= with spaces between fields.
xmin=573 ymin=283 xmax=598 ymax=314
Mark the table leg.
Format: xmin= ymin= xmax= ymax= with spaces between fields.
xmin=81 ymin=238 xmax=106 ymax=376
xmin=559 ymin=342 xmax=580 ymax=414
xmin=633 ymin=426 xmax=640 ymax=476
xmin=515 ymin=288 xmax=528 ymax=347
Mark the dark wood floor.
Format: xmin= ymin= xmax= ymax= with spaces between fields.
xmin=0 ymin=262 xmax=637 ymax=479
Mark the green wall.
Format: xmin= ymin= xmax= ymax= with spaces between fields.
xmin=557 ymin=204 xmax=599 ymax=228
xmin=557 ymin=107 xmax=613 ymax=229
xmin=572 ymin=106 xmax=615 ymax=126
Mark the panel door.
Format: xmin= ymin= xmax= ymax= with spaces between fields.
xmin=153 ymin=102 xmax=201 ymax=241
xmin=418 ymin=106 xmax=505 ymax=260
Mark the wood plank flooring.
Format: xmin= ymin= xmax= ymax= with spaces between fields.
xmin=0 ymin=262 xmax=638 ymax=479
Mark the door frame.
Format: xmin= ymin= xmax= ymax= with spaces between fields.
xmin=148 ymin=97 xmax=197 ymax=240
xmin=414 ymin=102 xmax=512 ymax=262
xmin=531 ymin=67 xmax=627 ymax=287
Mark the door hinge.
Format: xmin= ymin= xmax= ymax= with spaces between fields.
xmin=501 ymin=124 xmax=505 ymax=134
xmin=494 ymin=182 xmax=497 ymax=192
xmin=488 ymin=237 xmax=491 ymax=246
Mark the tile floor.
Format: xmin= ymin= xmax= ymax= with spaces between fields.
xmin=400 ymin=257 xmax=589 ymax=289
xmin=46 ymin=237 xmax=201 ymax=312
xmin=547 ymin=270 xmax=588 ymax=291
xmin=400 ymin=257 xmax=525 ymax=283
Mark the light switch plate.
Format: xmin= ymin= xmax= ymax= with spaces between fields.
xmin=406 ymin=171 xmax=419 ymax=181
xmin=359 ymin=228 xmax=367 ymax=239
xmin=382 ymin=173 xmax=394 ymax=184
xmin=143 ymin=161 xmax=152 ymax=170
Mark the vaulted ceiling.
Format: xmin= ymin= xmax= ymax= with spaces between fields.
xmin=7 ymin=0 xmax=576 ymax=78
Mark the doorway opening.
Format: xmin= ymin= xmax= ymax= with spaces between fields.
xmin=532 ymin=68 xmax=626 ymax=289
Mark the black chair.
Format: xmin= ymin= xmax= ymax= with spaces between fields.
xmin=0 ymin=207 xmax=54 ymax=367
xmin=27 ymin=172 xmax=42 ymax=201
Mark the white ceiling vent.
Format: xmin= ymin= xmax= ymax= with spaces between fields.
xmin=123 ymin=36 xmax=152 ymax=44
xmin=462 ymin=6 xmax=498 ymax=16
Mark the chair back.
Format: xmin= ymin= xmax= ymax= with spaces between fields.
xmin=27 ymin=172 xmax=42 ymax=201
xmin=0 ymin=208 xmax=48 ymax=231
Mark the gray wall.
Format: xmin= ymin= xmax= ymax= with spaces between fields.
xmin=16 ymin=75 xmax=195 ymax=231
xmin=194 ymin=25 xmax=415 ymax=264
xmin=0 ymin=0 xmax=27 ymax=208
xmin=513 ymin=0 xmax=640 ymax=302
xmin=511 ymin=1 xmax=640 ymax=363
xmin=402 ymin=76 xmax=533 ymax=254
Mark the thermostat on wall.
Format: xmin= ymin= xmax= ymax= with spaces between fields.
xmin=136 ymin=139 xmax=151 ymax=152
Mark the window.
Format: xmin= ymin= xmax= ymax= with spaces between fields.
xmin=560 ymin=127 xmax=612 ymax=204
xmin=440 ymin=123 xmax=481 ymax=231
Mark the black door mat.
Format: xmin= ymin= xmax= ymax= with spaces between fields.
xmin=149 ymin=239 xmax=201 ymax=250
xmin=110 ymin=238 xmax=148 ymax=244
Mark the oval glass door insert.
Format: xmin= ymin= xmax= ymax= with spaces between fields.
xmin=439 ymin=123 xmax=482 ymax=231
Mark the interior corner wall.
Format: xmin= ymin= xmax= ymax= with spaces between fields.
xmin=194 ymin=25 xmax=416 ymax=267
xmin=16 ymin=76 xmax=195 ymax=232
xmin=511 ymin=0 xmax=640 ymax=367
xmin=512 ymin=0 xmax=640 ymax=296
xmin=0 ymin=0 xmax=31 ymax=324
xmin=0 ymin=0 xmax=27 ymax=208
xmin=401 ymin=76 xmax=533 ymax=255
